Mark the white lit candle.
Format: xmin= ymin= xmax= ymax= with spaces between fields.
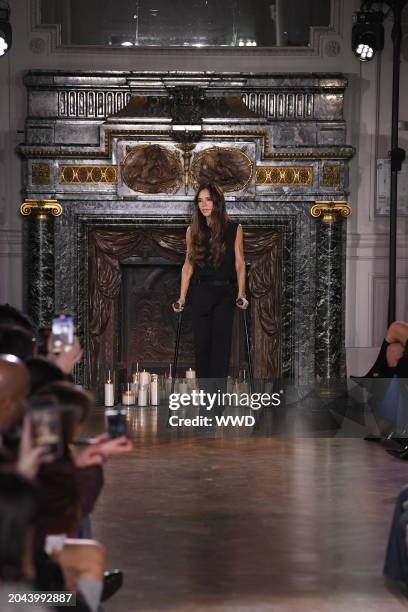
xmin=138 ymin=383 xmax=148 ymax=406
xmin=165 ymin=375 xmax=172 ymax=398
xmin=150 ymin=374 xmax=158 ymax=406
xmin=104 ymin=370 xmax=114 ymax=407
xmin=186 ymin=368 xmax=196 ymax=379
xmin=178 ymin=380 xmax=188 ymax=394
xmin=122 ymin=382 xmax=135 ymax=406
xmin=139 ymin=370 xmax=150 ymax=386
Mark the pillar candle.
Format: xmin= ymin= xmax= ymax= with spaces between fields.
xmin=186 ymin=368 xmax=196 ymax=379
xmin=122 ymin=383 xmax=135 ymax=406
xmin=138 ymin=383 xmax=148 ymax=406
xmin=178 ymin=380 xmax=188 ymax=394
xmin=139 ymin=370 xmax=150 ymax=386
xmin=150 ymin=374 xmax=158 ymax=406
xmin=104 ymin=370 xmax=114 ymax=407
xmin=165 ymin=376 xmax=172 ymax=398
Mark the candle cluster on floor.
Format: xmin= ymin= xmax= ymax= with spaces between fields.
xmin=103 ymin=363 xmax=197 ymax=408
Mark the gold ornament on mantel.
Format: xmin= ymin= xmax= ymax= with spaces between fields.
xmin=310 ymin=201 xmax=351 ymax=223
xmin=20 ymin=199 xmax=63 ymax=221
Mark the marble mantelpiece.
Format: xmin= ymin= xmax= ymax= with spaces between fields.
xmin=19 ymin=71 xmax=354 ymax=391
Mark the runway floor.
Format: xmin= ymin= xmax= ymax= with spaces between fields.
xmin=85 ymin=405 xmax=408 ymax=611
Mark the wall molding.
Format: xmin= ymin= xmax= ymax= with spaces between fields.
xmin=347 ymin=233 xmax=408 ymax=259
xmin=0 ymin=229 xmax=23 ymax=257
xmin=29 ymin=0 xmax=342 ymax=59
xmin=370 ymin=274 xmax=408 ymax=344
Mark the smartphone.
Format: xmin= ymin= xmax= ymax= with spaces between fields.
xmin=29 ymin=399 xmax=62 ymax=457
xmin=105 ymin=407 xmax=127 ymax=438
xmin=51 ymin=314 xmax=74 ymax=354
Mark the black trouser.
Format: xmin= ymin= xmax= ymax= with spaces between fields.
xmin=190 ymin=282 xmax=236 ymax=379
xmin=383 ymin=485 xmax=408 ymax=581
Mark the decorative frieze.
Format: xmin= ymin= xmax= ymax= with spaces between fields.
xmin=321 ymin=163 xmax=342 ymax=187
xmin=242 ymin=92 xmax=314 ymax=120
xmin=59 ymin=165 xmax=117 ymax=184
xmin=32 ymin=163 xmax=50 ymax=185
xmin=256 ymin=166 xmax=313 ymax=186
xmin=58 ymin=90 xmax=131 ymax=118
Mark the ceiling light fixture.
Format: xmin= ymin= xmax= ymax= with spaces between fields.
xmin=351 ymin=10 xmax=384 ymax=61
xmin=0 ymin=3 xmax=12 ymax=57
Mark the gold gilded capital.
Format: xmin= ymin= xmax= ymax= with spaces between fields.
xmin=20 ymin=199 xmax=63 ymax=221
xmin=310 ymin=200 xmax=351 ymax=223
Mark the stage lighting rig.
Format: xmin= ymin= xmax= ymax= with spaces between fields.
xmin=0 ymin=2 xmax=11 ymax=57
xmin=352 ymin=10 xmax=384 ymax=61
xmin=352 ymin=0 xmax=408 ymax=324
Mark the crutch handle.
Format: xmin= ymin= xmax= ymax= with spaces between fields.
xmin=172 ymin=300 xmax=185 ymax=313
xmin=236 ymin=297 xmax=249 ymax=309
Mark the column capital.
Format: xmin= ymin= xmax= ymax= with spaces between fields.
xmin=20 ymin=199 xmax=63 ymax=220
xmin=310 ymin=200 xmax=351 ymax=223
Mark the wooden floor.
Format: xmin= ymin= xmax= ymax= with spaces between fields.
xmin=86 ymin=407 xmax=408 ymax=611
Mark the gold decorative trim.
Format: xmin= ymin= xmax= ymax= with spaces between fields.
xmin=19 ymin=128 xmax=355 ymax=161
xmin=265 ymin=151 xmax=353 ymax=160
xmin=32 ymin=163 xmax=50 ymax=185
xmin=59 ymin=165 xmax=117 ymax=184
xmin=321 ymin=163 xmax=341 ymax=187
xmin=190 ymin=146 xmax=254 ymax=192
xmin=20 ymin=199 xmax=63 ymax=220
xmin=256 ymin=166 xmax=313 ymax=186
xmin=310 ymin=200 xmax=351 ymax=223
xmin=177 ymin=143 xmax=197 ymax=195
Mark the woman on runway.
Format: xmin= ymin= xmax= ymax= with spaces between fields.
xmin=173 ymin=182 xmax=247 ymax=379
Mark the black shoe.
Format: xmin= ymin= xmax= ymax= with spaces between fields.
xmin=386 ymin=447 xmax=408 ymax=460
xmin=101 ymin=569 xmax=123 ymax=602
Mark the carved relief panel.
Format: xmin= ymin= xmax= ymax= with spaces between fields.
xmin=116 ymin=141 xmax=256 ymax=196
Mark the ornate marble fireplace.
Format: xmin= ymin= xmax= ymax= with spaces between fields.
xmin=19 ymin=71 xmax=354 ymax=398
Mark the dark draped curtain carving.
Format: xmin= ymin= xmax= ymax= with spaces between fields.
xmin=88 ymin=226 xmax=282 ymax=397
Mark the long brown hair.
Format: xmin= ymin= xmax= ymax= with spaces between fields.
xmin=189 ymin=182 xmax=229 ymax=268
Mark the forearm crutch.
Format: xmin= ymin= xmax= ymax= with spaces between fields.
xmin=237 ymin=299 xmax=253 ymax=394
xmin=171 ymin=309 xmax=183 ymax=395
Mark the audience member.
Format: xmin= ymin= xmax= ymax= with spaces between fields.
xmin=366 ymin=321 xmax=408 ymax=378
xmin=0 ymin=304 xmax=35 ymax=336
xmin=0 ymin=305 xmax=129 ymax=607
xmin=25 ymin=357 xmax=67 ymax=396
xmin=0 ymin=354 xmax=29 ymax=435
xmin=0 ymin=325 xmax=36 ymax=360
xmin=0 ymin=471 xmax=49 ymax=611
xmin=384 ymin=485 xmax=408 ymax=583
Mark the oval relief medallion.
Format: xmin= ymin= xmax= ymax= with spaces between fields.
xmin=190 ymin=147 xmax=253 ymax=192
xmin=121 ymin=144 xmax=183 ymax=194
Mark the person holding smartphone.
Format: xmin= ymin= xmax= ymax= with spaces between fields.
xmin=173 ymin=182 xmax=248 ymax=380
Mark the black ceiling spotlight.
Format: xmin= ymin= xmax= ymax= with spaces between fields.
xmin=352 ymin=10 xmax=384 ymax=61
xmin=0 ymin=2 xmax=12 ymax=57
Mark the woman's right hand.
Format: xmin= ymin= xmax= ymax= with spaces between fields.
xmin=172 ymin=298 xmax=185 ymax=313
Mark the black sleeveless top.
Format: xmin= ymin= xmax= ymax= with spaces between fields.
xmin=192 ymin=220 xmax=238 ymax=282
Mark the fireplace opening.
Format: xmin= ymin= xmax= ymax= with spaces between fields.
xmin=87 ymin=225 xmax=283 ymax=401
xmin=119 ymin=256 xmax=251 ymax=379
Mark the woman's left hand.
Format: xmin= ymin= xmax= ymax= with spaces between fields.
xmin=236 ymin=296 xmax=249 ymax=310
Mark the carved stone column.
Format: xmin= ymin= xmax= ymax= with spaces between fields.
xmin=20 ymin=199 xmax=63 ymax=326
xmin=310 ymin=201 xmax=352 ymax=382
